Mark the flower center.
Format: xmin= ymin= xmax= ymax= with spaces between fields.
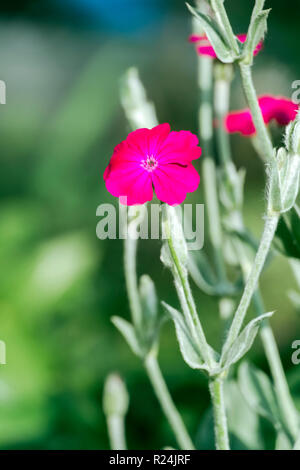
xmin=141 ymin=155 xmax=158 ymax=172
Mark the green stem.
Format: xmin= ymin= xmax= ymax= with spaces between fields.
xmin=197 ymin=54 xmax=227 ymax=283
xmin=234 ymin=235 xmax=299 ymax=442
xmin=222 ymin=213 xmax=279 ymax=357
xmin=124 ymin=232 xmax=142 ymax=333
xmin=163 ymin=207 xmax=214 ymax=369
xmin=124 ymin=224 xmax=195 ymax=450
xmin=145 ymin=354 xmax=195 ymax=450
xmin=233 ymin=240 xmax=299 ymax=440
xmin=211 ymin=0 xmax=239 ymax=55
xmin=121 ymin=70 xmax=195 ymax=452
xmin=219 ymin=66 xmax=299 ymax=438
xmin=239 ymin=63 xmax=273 ymax=161
xmin=209 ymin=376 xmax=230 ymax=450
xmin=107 ymin=414 xmax=127 ymax=450
xmin=214 ymin=64 xmax=233 ymax=166
xmin=255 ymin=293 xmax=299 ymax=440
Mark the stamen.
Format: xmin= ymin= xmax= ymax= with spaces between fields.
xmin=141 ymin=155 xmax=158 ymax=172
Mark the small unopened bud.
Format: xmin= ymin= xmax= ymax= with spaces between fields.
xmin=103 ymin=373 xmax=129 ymax=417
xmin=139 ymin=274 xmax=158 ymax=323
xmin=285 ymin=111 xmax=300 ymax=155
xmin=268 ymin=146 xmax=300 ymax=214
xmin=161 ymin=205 xmax=188 ymax=268
xmin=120 ymin=68 xmax=158 ymax=130
xmin=276 ymin=146 xmax=288 ymax=170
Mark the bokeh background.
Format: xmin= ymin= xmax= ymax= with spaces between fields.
xmin=0 ymin=0 xmax=299 ymax=450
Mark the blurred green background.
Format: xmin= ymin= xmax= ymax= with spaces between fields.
xmin=0 ymin=0 xmax=299 ymax=450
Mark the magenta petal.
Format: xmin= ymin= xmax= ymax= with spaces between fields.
xmin=258 ymin=95 xmax=278 ymax=124
xmin=103 ymin=123 xmax=201 ymax=205
xmin=237 ymin=34 xmax=263 ymax=56
xmin=147 ymin=123 xmax=170 ymax=155
xmin=152 ymin=163 xmax=200 ymax=205
xmin=104 ymin=162 xmax=153 ymax=205
xmin=225 ymin=110 xmax=256 ymax=136
xmin=224 ymin=94 xmax=299 ymax=138
xmin=196 ymin=44 xmax=217 ymax=58
xmin=126 ymin=127 xmax=151 ymax=156
xmin=253 ymin=40 xmax=263 ymax=56
xmin=191 ymin=33 xmax=262 ymax=59
xmin=158 ymin=130 xmax=202 ymax=164
xmin=237 ymin=34 xmax=247 ymax=44
xmin=273 ymin=97 xmax=298 ymax=125
xmin=188 ymin=34 xmax=204 ymax=43
xmin=258 ymin=95 xmax=298 ymax=126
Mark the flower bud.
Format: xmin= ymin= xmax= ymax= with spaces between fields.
xmin=161 ymin=205 xmax=188 ymax=269
xmin=285 ymin=111 xmax=300 ymax=155
xmin=268 ymin=147 xmax=300 ymax=214
xmin=139 ymin=274 xmax=158 ymax=326
xmin=103 ymin=374 xmax=129 ymax=417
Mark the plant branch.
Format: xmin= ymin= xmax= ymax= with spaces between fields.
xmin=239 ymin=63 xmax=273 ymax=160
xmin=163 ymin=206 xmax=214 ymax=369
xmin=209 ymin=376 xmax=230 ymax=450
xmin=210 ymin=0 xmax=239 ymax=55
xmin=145 ymin=354 xmax=195 ymax=450
xmin=107 ymin=415 xmax=127 ymax=450
xmin=124 ymin=233 xmax=143 ymax=333
xmin=256 ymin=292 xmax=299 ymax=440
xmin=222 ymin=213 xmax=279 ymax=358
xmin=195 ymin=21 xmax=227 ymax=283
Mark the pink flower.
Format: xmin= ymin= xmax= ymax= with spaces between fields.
xmin=225 ymin=95 xmax=299 ymax=136
xmin=103 ymin=123 xmax=201 ymax=206
xmin=189 ymin=33 xmax=263 ymax=58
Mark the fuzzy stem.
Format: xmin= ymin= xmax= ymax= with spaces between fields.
xmin=107 ymin=415 xmax=127 ymax=450
xmin=124 ymin=234 xmax=142 ymax=333
xmin=197 ymin=53 xmax=227 ymax=283
xmin=222 ymin=213 xmax=279 ymax=357
xmin=255 ymin=293 xmax=299 ymax=440
xmin=145 ymin=354 xmax=195 ymax=450
xmin=217 ymin=69 xmax=299 ymax=440
xmin=210 ymin=0 xmax=239 ymax=55
xmin=233 ymin=239 xmax=299 ymax=441
xmin=121 ymin=69 xmax=195 ymax=451
xmin=209 ymin=376 xmax=230 ymax=450
xmin=215 ymin=57 xmax=299 ymax=440
xmin=124 ymin=223 xmax=194 ymax=450
xmin=239 ymin=63 xmax=274 ymax=160
xmin=214 ymin=65 xmax=233 ymax=166
xmin=209 ymin=0 xmax=274 ymax=160
xmin=163 ymin=207 xmax=214 ymax=369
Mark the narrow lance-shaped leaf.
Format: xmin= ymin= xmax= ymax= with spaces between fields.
xmin=111 ymin=316 xmax=143 ymax=358
xmin=243 ymin=9 xmax=271 ymax=63
xmin=224 ymin=380 xmax=264 ymax=450
xmin=186 ymin=3 xmax=236 ymax=63
xmin=120 ymin=67 xmax=158 ymax=129
xmin=281 ymin=154 xmax=300 ymax=212
xmin=162 ymin=301 xmax=209 ymax=371
xmin=268 ymin=151 xmax=283 ymax=213
xmin=220 ymin=311 xmax=274 ymax=370
xmin=251 ymin=0 xmax=267 ymax=16
xmin=139 ymin=274 xmax=158 ymax=328
xmin=238 ymin=362 xmax=282 ymax=427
